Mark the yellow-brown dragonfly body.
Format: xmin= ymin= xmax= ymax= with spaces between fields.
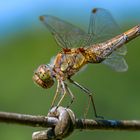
xmin=33 ymin=8 xmax=140 ymax=118
xmin=54 ymin=25 xmax=140 ymax=80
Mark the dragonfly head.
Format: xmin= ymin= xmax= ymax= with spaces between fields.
xmin=33 ymin=64 xmax=54 ymax=89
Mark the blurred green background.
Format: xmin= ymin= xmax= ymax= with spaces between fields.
xmin=0 ymin=0 xmax=140 ymax=140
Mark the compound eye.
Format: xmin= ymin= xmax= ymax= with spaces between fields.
xmin=33 ymin=64 xmax=54 ymax=89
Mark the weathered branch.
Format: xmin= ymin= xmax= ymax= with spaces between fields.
xmin=0 ymin=107 xmax=140 ymax=140
xmin=75 ymin=119 xmax=140 ymax=131
xmin=0 ymin=111 xmax=58 ymax=127
xmin=1 ymin=111 xmax=140 ymax=130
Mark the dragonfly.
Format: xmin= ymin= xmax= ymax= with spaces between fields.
xmin=33 ymin=8 xmax=140 ymax=118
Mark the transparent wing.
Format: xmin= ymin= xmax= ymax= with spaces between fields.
xmin=39 ymin=15 xmax=87 ymax=48
xmin=102 ymin=52 xmax=128 ymax=72
xmin=87 ymin=8 xmax=128 ymax=72
xmin=87 ymin=8 xmax=122 ymax=44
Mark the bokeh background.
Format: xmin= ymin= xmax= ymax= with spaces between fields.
xmin=0 ymin=0 xmax=140 ymax=139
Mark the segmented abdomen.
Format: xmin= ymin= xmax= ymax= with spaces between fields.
xmin=87 ymin=25 xmax=140 ymax=63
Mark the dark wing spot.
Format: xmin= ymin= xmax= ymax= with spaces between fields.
xmin=92 ymin=8 xmax=98 ymax=14
xmin=39 ymin=16 xmax=45 ymax=21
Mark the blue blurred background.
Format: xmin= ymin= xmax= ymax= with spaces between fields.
xmin=0 ymin=0 xmax=140 ymax=140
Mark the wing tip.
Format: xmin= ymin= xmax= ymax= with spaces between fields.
xmin=114 ymin=62 xmax=128 ymax=72
xmin=92 ymin=8 xmax=98 ymax=14
xmin=116 ymin=67 xmax=128 ymax=72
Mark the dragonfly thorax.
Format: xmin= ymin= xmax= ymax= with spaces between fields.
xmin=33 ymin=64 xmax=55 ymax=89
xmin=52 ymin=49 xmax=88 ymax=79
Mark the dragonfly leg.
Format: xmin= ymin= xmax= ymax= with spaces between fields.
xmin=56 ymin=81 xmax=67 ymax=107
xmin=68 ymin=78 xmax=103 ymax=119
xmin=65 ymin=84 xmax=75 ymax=108
xmin=84 ymin=94 xmax=91 ymax=118
xmin=51 ymin=80 xmax=60 ymax=108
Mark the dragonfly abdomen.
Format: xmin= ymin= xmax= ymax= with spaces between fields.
xmin=87 ymin=25 xmax=140 ymax=63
